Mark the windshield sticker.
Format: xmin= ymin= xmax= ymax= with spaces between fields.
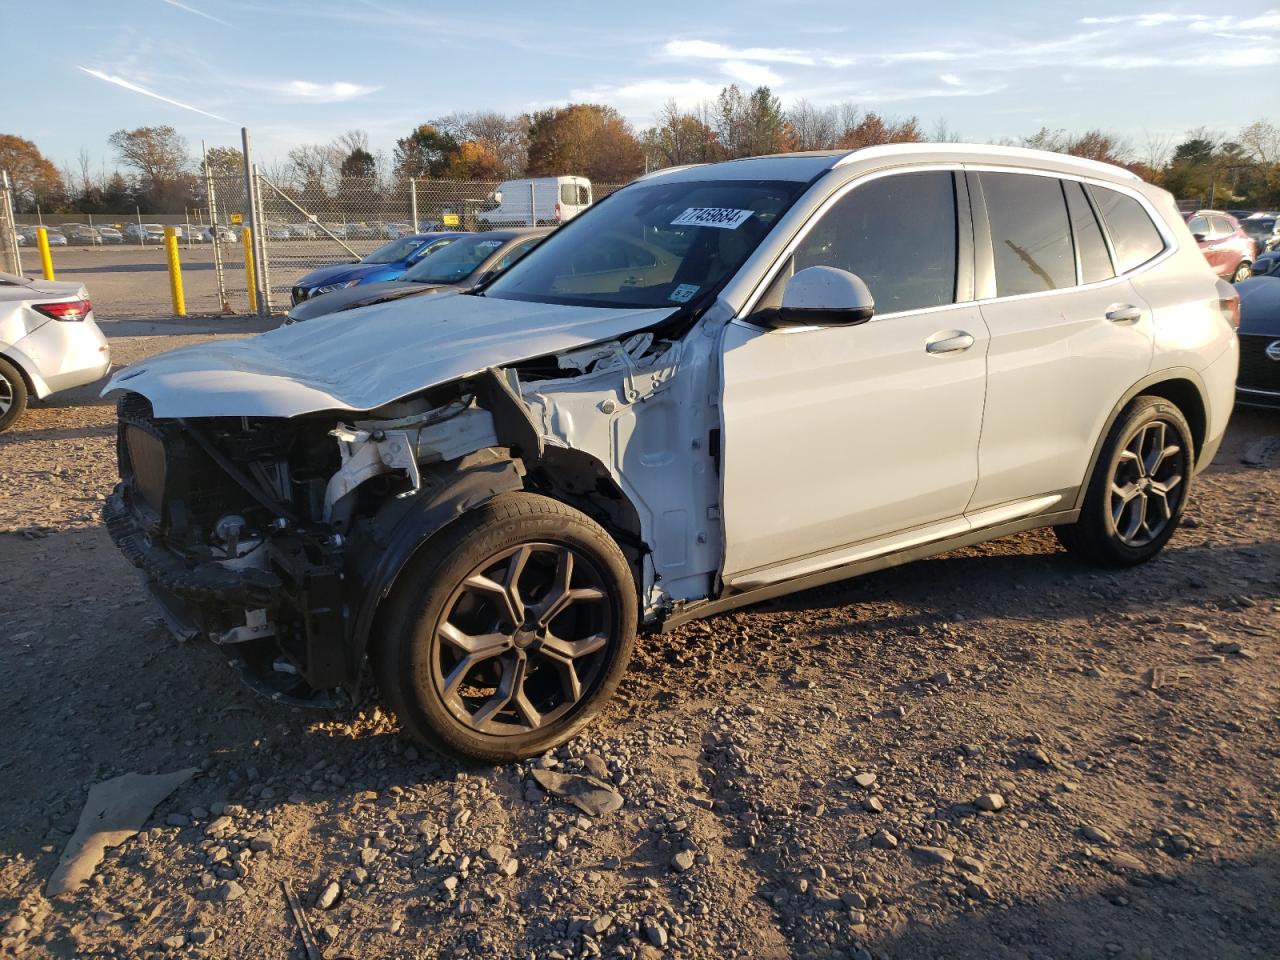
xmin=671 ymin=207 xmax=755 ymax=230
xmin=669 ymin=283 xmax=700 ymax=303
xmin=476 ymin=240 xmax=503 ymax=251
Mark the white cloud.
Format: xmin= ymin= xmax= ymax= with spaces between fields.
xmin=663 ymin=39 xmax=816 ymax=65
xmin=273 ymin=80 xmax=380 ymax=102
xmin=159 ymin=0 xmax=232 ymax=27
xmin=76 ymin=66 xmax=230 ymax=122
xmin=939 ymin=73 xmax=963 ymax=86
xmin=1080 ymin=13 xmax=1207 ymax=27
xmin=719 ymin=60 xmax=783 ymax=86
xmin=568 ymin=78 xmax=725 ymax=118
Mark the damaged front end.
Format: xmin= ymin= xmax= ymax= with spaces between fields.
xmin=104 ymin=366 xmax=548 ymax=706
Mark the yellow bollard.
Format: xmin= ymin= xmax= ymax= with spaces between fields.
xmin=36 ymin=227 xmax=55 ymax=280
xmin=163 ymin=227 xmax=186 ymax=316
xmin=241 ymin=226 xmax=257 ymax=314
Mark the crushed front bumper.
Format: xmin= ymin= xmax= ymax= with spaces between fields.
xmin=104 ymin=483 xmax=353 ymax=704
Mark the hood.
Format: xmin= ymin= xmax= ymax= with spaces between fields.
xmin=104 ymin=293 xmax=678 ymax=418
xmin=288 ymin=280 xmax=447 ymax=321
xmin=294 ymin=261 xmax=378 ymax=288
xmin=1238 ymin=276 xmax=1280 ymax=336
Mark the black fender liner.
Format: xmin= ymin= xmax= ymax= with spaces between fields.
xmin=345 ymin=453 xmax=526 ymax=682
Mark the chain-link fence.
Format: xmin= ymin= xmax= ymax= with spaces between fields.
xmin=210 ymin=175 xmax=628 ymax=313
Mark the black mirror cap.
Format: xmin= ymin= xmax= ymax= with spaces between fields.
xmin=760 ymin=304 xmax=875 ymax=328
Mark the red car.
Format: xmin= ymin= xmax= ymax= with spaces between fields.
xmin=1184 ymin=210 xmax=1256 ymax=282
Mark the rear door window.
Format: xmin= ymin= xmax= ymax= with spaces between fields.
xmin=1089 ymin=186 xmax=1166 ymax=273
xmin=560 ymin=183 xmax=576 ymax=204
xmin=1064 ymin=181 xmax=1115 ymax=284
xmin=980 ymin=172 xmax=1074 ymax=297
xmin=1209 ymin=216 xmax=1234 ymax=239
xmin=790 ymin=170 xmax=958 ymax=314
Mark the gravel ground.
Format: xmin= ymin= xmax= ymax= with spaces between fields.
xmin=0 ymin=329 xmax=1277 ymax=960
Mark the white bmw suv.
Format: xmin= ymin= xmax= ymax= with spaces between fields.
xmin=104 ymin=144 xmax=1238 ymax=761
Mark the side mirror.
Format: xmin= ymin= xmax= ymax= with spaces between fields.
xmin=1192 ymin=233 xmax=1207 ymax=243
xmin=762 ymin=266 xmax=875 ymax=328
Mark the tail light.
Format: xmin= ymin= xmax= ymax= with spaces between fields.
xmin=1219 ymin=292 xmax=1240 ymax=330
xmin=33 ymin=298 xmax=91 ymax=322
xmin=554 ymin=202 xmax=562 ymax=222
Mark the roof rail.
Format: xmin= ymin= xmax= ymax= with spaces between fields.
xmin=832 ymin=143 xmax=1141 ymax=181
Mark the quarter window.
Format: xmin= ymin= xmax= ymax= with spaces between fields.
xmin=1186 ymin=215 xmax=1209 ymax=238
xmin=791 ymin=171 xmax=958 ymax=313
xmin=1090 ymin=186 xmax=1166 ymax=273
xmin=980 ymin=172 xmax=1074 ymax=297
xmin=1064 ymin=181 xmax=1115 ymax=284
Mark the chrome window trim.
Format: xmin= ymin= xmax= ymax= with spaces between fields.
xmin=737 ymin=161 xmax=1178 ymax=329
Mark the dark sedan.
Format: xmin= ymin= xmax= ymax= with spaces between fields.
xmin=286 ymin=228 xmax=550 ymax=323
xmin=1235 ymin=252 xmax=1280 ymax=409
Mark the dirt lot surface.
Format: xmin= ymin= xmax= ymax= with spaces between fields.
xmin=0 ymin=328 xmax=1277 ymax=960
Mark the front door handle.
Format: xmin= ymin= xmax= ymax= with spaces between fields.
xmin=1106 ymin=304 xmax=1142 ymax=324
xmin=926 ymin=330 xmax=975 ymax=355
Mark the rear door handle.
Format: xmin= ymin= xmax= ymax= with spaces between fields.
xmin=926 ymin=330 xmax=975 ymax=355
xmin=1105 ymin=304 xmax=1142 ymax=324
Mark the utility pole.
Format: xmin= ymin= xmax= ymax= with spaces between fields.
xmin=240 ymin=127 xmax=268 ymax=317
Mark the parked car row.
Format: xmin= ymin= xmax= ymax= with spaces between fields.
xmin=1236 ymin=246 xmax=1280 ymax=409
xmin=103 ymin=143 xmax=1244 ymax=762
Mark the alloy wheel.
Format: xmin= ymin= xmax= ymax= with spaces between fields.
xmin=1233 ymin=262 xmax=1251 ymax=283
xmin=1109 ymin=419 xmax=1187 ymax=548
xmin=432 ymin=542 xmax=614 ymax=735
xmin=0 ymin=374 xmax=12 ymax=415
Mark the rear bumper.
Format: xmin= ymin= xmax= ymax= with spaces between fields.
xmin=17 ymin=316 xmax=111 ymax=398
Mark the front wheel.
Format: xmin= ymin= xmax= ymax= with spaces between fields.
xmin=376 ymin=492 xmax=637 ymax=762
xmin=1055 ymin=396 xmax=1194 ymax=567
xmin=1231 ymin=261 xmax=1252 ymax=283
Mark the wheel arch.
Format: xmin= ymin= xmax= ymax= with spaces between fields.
xmin=0 ymin=348 xmax=41 ymax=398
xmin=348 ymin=446 xmax=651 ymax=684
xmin=1073 ymin=367 xmax=1210 ymax=512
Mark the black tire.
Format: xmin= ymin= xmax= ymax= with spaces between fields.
xmin=1055 ymin=396 xmax=1194 ymax=567
xmin=375 ymin=492 xmax=637 ymax=762
xmin=0 ymin=357 xmax=29 ymax=434
xmin=1231 ymin=261 xmax=1252 ymax=283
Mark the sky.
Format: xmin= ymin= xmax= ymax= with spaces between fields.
xmin=3 ymin=0 xmax=1279 ymax=174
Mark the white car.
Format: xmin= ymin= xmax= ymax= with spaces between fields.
xmin=103 ymin=144 xmax=1236 ymax=761
xmin=125 ymin=223 xmax=166 ymax=243
xmin=0 ymin=273 xmax=110 ymax=432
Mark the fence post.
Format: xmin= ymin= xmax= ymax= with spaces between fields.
xmin=36 ymin=227 xmax=55 ymax=280
xmin=135 ymin=206 xmax=145 ymax=246
xmin=251 ymin=163 xmax=273 ymax=314
xmin=529 ymin=181 xmax=536 ymax=227
xmin=202 ymin=142 xmax=231 ymax=314
xmin=410 ymin=178 xmax=418 ymax=231
xmin=0 ymin=171 xmax=22 ymax=276
xmin=241 ymin=227 xmax=258 ymax=314
xmin=240 ymin=127 xmax=268 ymax=316
xmin=163 ymin=226 xmax=186 ymax=316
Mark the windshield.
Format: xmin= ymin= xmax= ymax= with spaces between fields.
xmin=483 ymin=179 xmax=805 ymax=309
xmin=1241 ymin=218 xmax=1275 ymax=238
xmin=363 ymin=236 xmax=429 ymax=264
xmin=405 ymin=235 xmax=506 ymax=284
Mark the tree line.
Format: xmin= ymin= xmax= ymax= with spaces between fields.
xmin=2 ymin=84 xmax=1277 ymax=214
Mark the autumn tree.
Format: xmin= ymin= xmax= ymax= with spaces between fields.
xmin=0 ymin=134 xmax=66 ymax=211
xmin=443 ymin=141 xmax=504 ymax=180
xmin=641 ymin=101 xmax=723 ymax=169
xmin=526 ymin=104 xmax=643 ymax=182
xmin=108 ymin=125 xmax=194 ymax=211
xmin=433 ymin=112 xmax=528 ymax=177
xmin=837 ymin=112 xmax=923 ymax=149
xmin=394 ymin=124 xmax=458 ymax=179
xmin=203 ymin=146 xmax=243 ymax=179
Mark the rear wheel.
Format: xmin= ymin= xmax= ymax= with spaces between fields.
xmin=1055 ymin=396 xmax=1193 ymax=567
xmin=376 ymin=492 xmax=637 ymax=762
xmin=1231 ymin=260 xmax=1252 ymax=283
xmin=0 ymin=357 xmax=29 ymax=433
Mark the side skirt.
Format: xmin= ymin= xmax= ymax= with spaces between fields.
xmin=658 ymin=508 xmax=1079 ymax=632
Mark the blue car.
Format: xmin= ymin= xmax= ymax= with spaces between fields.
xmin=290 ymin=232 xmax=462 ymax=305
